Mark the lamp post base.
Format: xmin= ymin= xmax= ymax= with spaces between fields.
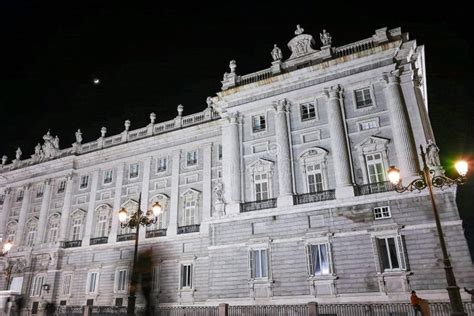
xmin=127 ymin=295 xmax=136 ymax=315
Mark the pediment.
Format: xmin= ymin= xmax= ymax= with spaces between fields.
xmin=247 ymin=158 xmax=274 ymax=172
xmin=299 ymin=147 xmax=329 ymax=160
xmin=121 ymin=199 xmax=139 ymax=211
xmin=180 ymin=188 xmax=201 ymax=197
xmin=356 ymin=136 xmax=390 ymax=152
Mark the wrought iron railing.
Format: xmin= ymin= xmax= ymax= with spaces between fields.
xmin=146 ymin=228 xmax=167 ymax=238
xmin=89 ymin=236 xmax=108 ymax=245
xmin=54 ymin=305 xmax=84 ymax=315
xmin=241 ymin=198 xmax=277 ymax=212
xmin=117 ymin=233 xmax=136 ymax=242
xmin=62 ymin=240 xmax=82 ymax=248
xmin=229 ymin=304 xmax=308 ymax=316
xmin=356 ymin=181 xmax=396 ymax=196
xmin=295 ymin=189 xmax=336 ymax=205
xmin=90 ymin=306 xmax=127 ymax=315
xmin=177 ymin=224 xmax=200 ymax=234
xmin=156 ymin=306 xmax=219 ymax=316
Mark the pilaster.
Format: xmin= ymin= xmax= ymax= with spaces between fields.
xmin=82 ymin=170 xmax=100 ymax=246
xmin=222 ymin=113 xmax=242 ymax=214
xmin=35 ymin=179 xmax=52 ymax=244
xmin=0 ymin=188 xmax=12 ymax=239
xmin=110 ymin=163 xmax=125 ymax=243
xmin=58 ymin=174 xmax=74 ymax=242
xmin=14 ymin=184 xmax=32 ymax=246
xmin=201 ymin=143 xmax=212 ymax=233
xmin=168 ymin=150 xmax=181 ymax=236
xmin=139 ymin=157 xmax=152 ymax=241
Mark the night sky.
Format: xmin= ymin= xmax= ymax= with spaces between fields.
xmin=1 ymin=2 xmax=473 ymax=254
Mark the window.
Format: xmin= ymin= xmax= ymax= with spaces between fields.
xmin=61 ymin=274 xmax=72 ymax=296
xmin=254 ymin=173 xmax=269 ymax=201
xmin=26 ymin=225 xmax=37 ymax=247
xmin=374 ymin=206 xmax=391 ymax=219
xmin=47 ymin=215 xmax=60 ymax=243
xmin=218 ymin=145 xmax=222 ymax=160
xmin=301 ymin=103 xmax=316 ymax=121
xmin=30 ymin=275 xmax=44 ymax=297
xmin=359 ymin=119 xmax=379 ymax=131
xmin=250 ymin=249 xmax=268 ymax=279
xmin=80 ymin=175 xmax=89 ymax=189
xmin=306 ymin=163 xmax=324 ymax=193
xmin=129 ymin=163 xmax=139 ymax=178
xmin=115 ymin=269 xmax=128 ymax=293
xmin=306 ymin=244 xmax=332 ymax=276
xmin=103 ymin=170 xmax=113 ymax=184
xmin=95 ymin=213 xmax=108 ymax=237
xmin=0 ymin=194 xmax=4 ymax=205
xmin=252 ymin=115 xmax=266 ymax=132
xmin=36 ymin=185 xmax=44 ymax=198
xmin=180 ymin=264 xmax=192 ymax=289
xmin=186 ymin=151 xmax=198 ymax=166
xmin=86 ymin=272 xmax=99 ymax=294
xmin=157 ymin=157 xmax=167 ymax=172
xmin=365 ymin=153 xmax=386 ymax=183
xmin=374 ymin=235 xmax=408 ymax=273
xmin=71 ymin=217 xmax=83 ymax=241
xmin=355 ymin=87 xmax=373 ymax=108
xmin=152 ymin=266 xmax=160 ymax=292
xmin=16 ymin=190 xmax=24 ymax=202
xmin=184 ymin=194 xmax=197 ymax=226
xmin=57 ymin=180 xmax=66 ymax=193
xmin=6 ymin=222 xmax=16 ymax=242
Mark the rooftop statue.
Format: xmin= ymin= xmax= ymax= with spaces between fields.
xmin=271 ymin=44 xmax=283 ymax=61
xmin=320 ymin=29 xmax=332 ymax=46
xmin=295 ymin=24 xmax=305 ymax=35
xmin=75 ymin=129 xmax=83 ymax=144
xmin=15 ymin=147 xmax=22 ymax=161
xmin=426 ymin=139 xmax=441 ymax=167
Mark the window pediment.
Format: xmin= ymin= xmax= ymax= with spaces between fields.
xmin=299 ymin=147 xmax=329 ymax=161
xmin=356 ymin=136 xmax=390 ymax=153
xmin=121 ymin=199 xmax=139 ymax=211
xmin=247 ymin=158 xmax=274 ymax=173
xmin=180 ymin=188 xmax=201 ymax=198
xmin=71 ymin=208 xmax=86 ymax=219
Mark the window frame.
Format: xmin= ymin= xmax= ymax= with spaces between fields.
xmin=103 ymin=169 xmax=113 ymax=185
xmin=30 ymin=274 xmax=45 ymax=297
xmin=36 ymin=184 xmax=44 ymax=198
xmin=86 ymin=271 xmax=100 ymax=294
xmin=354 ymin=87 xmax=374 ymax=109
xmin=300 ymin=102 xmax=317 ymax=121
xmin=129 ymin=163 xmax=140 ymax=179
xmin=251 ymin=114 xmax=267 ymax=133
xmin=365 ymin=152 xmax=387 ymax=183
xmin=358 ymin=117 xmax=380 ymax=131
xmin=156 ymin=157 xmax=168 ymax=173
xmin=114 ymin=269 xmax=128 ymax=294
xmin=374 ymin=206 xmax=391 ymax=220
xmin=306 ymin=243 xmax=333 ymax=277
xmin=79 ymin=175 xmax=89 ymax=190
xmin=180 ymin=263 xmax=193 ymax=289
xmin=16 ymin=190 xmax=24 ymax=202
xmin=57 ymin=180 xmax=66 ymax=194
xmin=249 ymin=248 xmax=269 ymax=280
xmin=186 ymin=151 xmax=198 ymax=167
xmin=371 ymin=233 xmax=408 ymax=274
xmin=61 ymin=274 xmax=73 ymax=296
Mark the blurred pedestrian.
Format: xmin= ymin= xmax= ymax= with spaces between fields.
xmin=134 ymin=248 xmax=154 ymax=315
xmin=410 ymin=290 xmax=424 ymax=315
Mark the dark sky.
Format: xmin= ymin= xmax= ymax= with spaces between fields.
xmin=1 ymin=2 xmax=473 ymax=253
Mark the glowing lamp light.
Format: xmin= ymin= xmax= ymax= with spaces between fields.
xmin=387 ymin=165 xmax=401 ymax=185
xmin=93 ymin=78 xmax=100 ymax=85
xmin=3 ymin=240 xmax=12 ymax=253
xmin=152 ymin=202 xmax=162 ymax=217
xmin=118 ymin=208 xmax=128 ymax=223
xmin=455 ymin=160 xmax=468 ymax=177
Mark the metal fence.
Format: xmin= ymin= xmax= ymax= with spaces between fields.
xmin=156 ymin=306 xmax=219 ymax=316
xmin=229 ymin=304 xmax=308 ymax=316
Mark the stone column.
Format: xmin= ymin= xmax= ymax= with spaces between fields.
xmin=325 ymin=86 xmax=354 ymax=198
xmin=0 ymin=188 xmax=12 ymax=239
xmin=222 ymin=113 xmax=241 ymax=214
xmin=14 ymin=184 xmax=32 ymax=246
xmin=82 ymin=170 xmax=99 ymax=246
xmin=274 ymin=100 xmax=294 ymax=206
xmin=59 ymin=174 xmax=74 ymax=241
xmin=384 ymin=71 xmax=419 ymax=178
xmin=109 ymin=163 xmax=125 ymax=243
xmin=35 ymin=179 xmax=52 ymax=244
xmin=168 ymin=150 xmax=181 ymax=236
xmin=139 ymin=157 xmax=152 ymax=240
xmin=201 ymin=143 xmax=212 ymax=233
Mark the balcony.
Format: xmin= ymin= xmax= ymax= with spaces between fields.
xmin=356 ymin=181 xmax=395 ymax=196
xmin=90 ymin=236 xmax=108 ymax=245
xmin=241 ymin=198 xmax=277 ymax=212
xmin=62 ymin=240 xmax=82 ymax=248
xmin=177 ymin=224 xmax=200 ymax=234
xmin=117 ymin=233 xmax=136 ymax=242
xmin=145 ymin=229 xmax=167 ymax=238
xmin=295 ymin=189 xmax=336 ymax=205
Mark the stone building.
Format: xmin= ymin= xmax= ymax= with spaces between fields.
xmin=0 ymin=25 xmax=472 ymax=312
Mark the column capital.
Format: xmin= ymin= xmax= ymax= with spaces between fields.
xmin=224 ymin=111 xmax=241 ymax=124
xmin=22 ymin=183 xmax=31 ymax=191
xmin=66 ymin=173 xmax=74 ymax=181
xmin=274 ymin=98 xmax=290 ymax=113
xmin=44 ymin=178 xmax=52 ymax=186
xmin=4 ymin=187 xmax=11 ymax=194
xmin=324 ymin=85 xmax=342 ymax=100
xmin=383 ymin=70 xmax=401 ymax=85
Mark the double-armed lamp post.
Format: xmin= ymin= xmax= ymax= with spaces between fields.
xmin=387 ymin=145 xmax=468 ymax=316
xmin=118 ymin=194 xmax=162 ymax=316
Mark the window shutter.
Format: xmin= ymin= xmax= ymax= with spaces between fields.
xmin=396 ymin=235 xmax=409 ymax=271
xmin=370 ymin=237 xmax=383 ymax=273
xmin=305 ymin=245 xmax=314 ymax=276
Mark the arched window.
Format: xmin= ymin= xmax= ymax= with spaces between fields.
xmin=70 ymin=210 xmax=85 ymax=241
xmin=355 ymin=136 xmax=391 ymax=184
xmin=180 ymin=189 xmax=200 ymax=226
xmin=299 ymin=147 xmax=329 ymax=193
xmin=25 ymin=218 xmax=38 ymax=247
xmin=147 ymin=194 xmax=169 ymax=231
xmin=94 ymin=205 xmax=112 ymax=238
xmin=119 ymin=199 xmax=138 ymax=235
xmin=247 ymin=159 xmax=274 ymax=201
xmin=6 ymin=221 xmax=17 ymax=242
xmin=47 ymin=214 xmax=61 ymax=243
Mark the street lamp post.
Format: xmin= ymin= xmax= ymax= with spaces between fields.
xmin=387 ymin=145 xmax=468 ymax=316
xmin=118 ymin=194 xmax=162 ymax=316
xmin=1 ymin=240 xmax=13 ymax=290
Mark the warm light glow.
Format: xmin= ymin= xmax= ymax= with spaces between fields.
xmin=387 ymin=165 xmax=401 ymax=185
xmin=118 ymin=208 xmax=128 ymax=223
xmin=93 ymin=78 xmax=100 ymax=85
xmin=3 ymin=240 xmax=12 ymax=253
xmin=152 ymin=202 xmax=162 ymax=217
xmin=455 ymin=160 xmax=468 ymax=177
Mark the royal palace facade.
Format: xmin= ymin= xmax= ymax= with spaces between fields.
xmin=0 ymin=26 xmax=473 ymax=312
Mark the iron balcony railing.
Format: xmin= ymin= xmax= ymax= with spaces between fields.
xmin=156 ymin=306 xmax=219 ymax=316
xmin=117 ymin=233 xmax=136 ymax=242
xmin=241 ymin=198 xmax=277 ymax=212
xmin=356 ymin=180 xmax=396 ymax=196
xmin=62 ymin=240 xmax=82 ymax=248
xmin=146 ymin=228 xmax=167 ymax=238
xmin=89 ymin=236 xmax=108 ymax=245
xmin=177 ymin=224 xmax=200 ymax=234
xmin=295 ymin=189 xmax=336 ymax=205
xmin=229 ymin=304 xmax=307 ymax=316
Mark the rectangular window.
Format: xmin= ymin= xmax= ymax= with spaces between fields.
xmin=103 ymin=170 xmax=113 ymax=184
xmin=0 ymin=194 xmax=5 ymax=205
xmin=95 ymin=214 xmax=108 ymax=237
xmin=80 ymin=176 xmax=89 ymax=189
xmin=250 ymin=249 xmax=268 ymax=279
xmin=115 ymin=270 xmax=128 ymax=293
xmin=307 ymin=244 xmax=331 ymax=276
xmin=376 ymin=236 xmax=408 ymax=272
xmin=36 ymin=185 xmax=44 ymax=198
xmin=72 ymin=218 xmax=82 ymax=241
xmin=374 ymin=206 xmax=391 ymax=219
xmin=30 ymin=275 xmax=44 ymax=297
xmin=48 ymin=226 xmax=58 ymax=243
xmin=366 ymin=153 xmax=386 ymax=183
xmin=157 ymin=157 xmax=167 ymax=172
xmin=180 ymin=264 xmax=192 ymax=289
xmin=359 ymin=119 xmax=379 ymax=131
xmin=252 ymin=115 xmax=266 ymax=132
xmin=186 ymin=151 xmax=198 ymax=166
xmin=57 ymin=180 xmax=66 ymax=193
xmin=152 ymin=266 xmax=160 ymax=292
xmin=254 ymin=173 xmax=269 ymax=201
xmin=184 ymin=196 xmax=196 ymax=226
xmin=355 ymin=88 xmax=373 ymax=108
xmin=61 ymin=274 xmax=72 ymax=296
xmin=16 ymin=190 xmax=24 ymax=202
xmin=306 ymin=164 xmax=323 ymax=193
xmin=218 ymin=145 xmax=223 ymax=160
xmin=301 ymin=103 xmax=316 ymax=121
xmin=26 ymin=228 xmax=36 ymax=247
xmin=86 ymin=272 xmax=99 ymax=294
xmin=129 ymin=164 xmax=139 ymax=179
